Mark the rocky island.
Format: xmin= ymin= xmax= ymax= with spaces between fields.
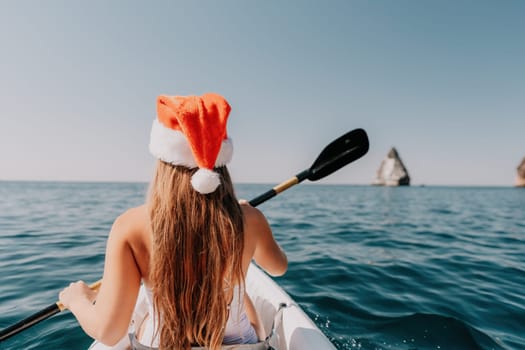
xmin=373 ymin=147 xmax=410 ymax=186
xmin=516 ymin=157 xmax=525 ymax=187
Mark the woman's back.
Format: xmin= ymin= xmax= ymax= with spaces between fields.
xmin=118 ymin=194 xmax=285 ymax=348
xmin=134 ymin=271 xmax=258 ymax=347
xmin=123 ymin=201 xmax=285 ymax=289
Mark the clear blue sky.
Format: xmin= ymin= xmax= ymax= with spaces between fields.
xmin=1 ymin=1 xmax=524 ymax=186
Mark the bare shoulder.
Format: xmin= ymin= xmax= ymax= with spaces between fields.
xmin=240 ymin=202 xmax=271 ymax=244
xmin=240 ymin=202 xmax=267 ymax=227
xmin=109 ymin=204 xmax=149 ymax=241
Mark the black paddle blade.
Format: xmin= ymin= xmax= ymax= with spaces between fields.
xmin=308 ymin=128 xmax=369 ymax=181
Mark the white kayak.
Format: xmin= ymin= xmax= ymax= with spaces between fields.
xmin=89 ymin=263 xmax=336 ymax=350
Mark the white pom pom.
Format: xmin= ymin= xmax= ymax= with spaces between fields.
xmin=191 ymin=168 xmax=221 ymax=194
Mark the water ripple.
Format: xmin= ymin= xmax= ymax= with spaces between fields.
xmin=1 ymin=183 xmax=523 ymax=349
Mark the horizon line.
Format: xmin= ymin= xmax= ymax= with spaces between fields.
xmin=0 ymin=178 xmax=519 ymax=188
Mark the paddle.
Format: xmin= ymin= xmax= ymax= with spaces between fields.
xmin=250 ymin=128 xmax=369 ymax=206
xmin=0 ymin=280 xmax=102 ymax=342
xmin=0 ymin=128 xmax=369 ymax=342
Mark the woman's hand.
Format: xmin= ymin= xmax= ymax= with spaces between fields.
xmin=59 ymin=281 xmax=98 ymax=310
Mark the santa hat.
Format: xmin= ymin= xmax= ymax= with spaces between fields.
xmin=149 ymin=93 xmax=233 ymax=194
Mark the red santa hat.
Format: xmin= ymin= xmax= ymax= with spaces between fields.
xmin=149 ymin=93 xmax=233 ymax=194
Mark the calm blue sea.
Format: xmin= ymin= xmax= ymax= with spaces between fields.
xmin=0 ymin=182 xmax=524 ymax=350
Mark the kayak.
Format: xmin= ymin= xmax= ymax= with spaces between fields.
xmin=88 ymin=263 xmax=336 ymax=350
xmin=243 ymin=263 xmax=336 ymax=350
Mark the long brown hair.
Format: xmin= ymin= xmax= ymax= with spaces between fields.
xmin=148 ymin=161 xmax=244 ymax=350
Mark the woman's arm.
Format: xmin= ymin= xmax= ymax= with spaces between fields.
xmin=242 ymin=203 xmax=288 ymax=277
xmin=59 ymin=210 xmax=142 ymax=345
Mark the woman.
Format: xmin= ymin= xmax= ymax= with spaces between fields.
xmin=59 ymin=93 xmax=288 ymax=350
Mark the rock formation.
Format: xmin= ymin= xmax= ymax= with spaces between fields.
xmin=373 ymin=147 xmax=410 ymax=186
xmin=516 ymin=157 xmax=525 ymax=187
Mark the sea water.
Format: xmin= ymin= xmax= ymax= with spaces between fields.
xmin=0 ymin=182 xmax=523 ymax=350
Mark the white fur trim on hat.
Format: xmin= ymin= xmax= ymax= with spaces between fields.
xmin=191 ymin=168 xmax=221 ymax=194
xmin=149 ymin=119 xmax=233 ymax=168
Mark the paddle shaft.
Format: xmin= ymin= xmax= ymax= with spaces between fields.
xmin=0 ymin=304 xmax=59 ymax=342
xmin=0 ymin=280 xmax=101 ymax=342
xmin=250 ymin=129 xmax=369 ymax=206
xmin=249 ymin=170 xmax=310 ymax=207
